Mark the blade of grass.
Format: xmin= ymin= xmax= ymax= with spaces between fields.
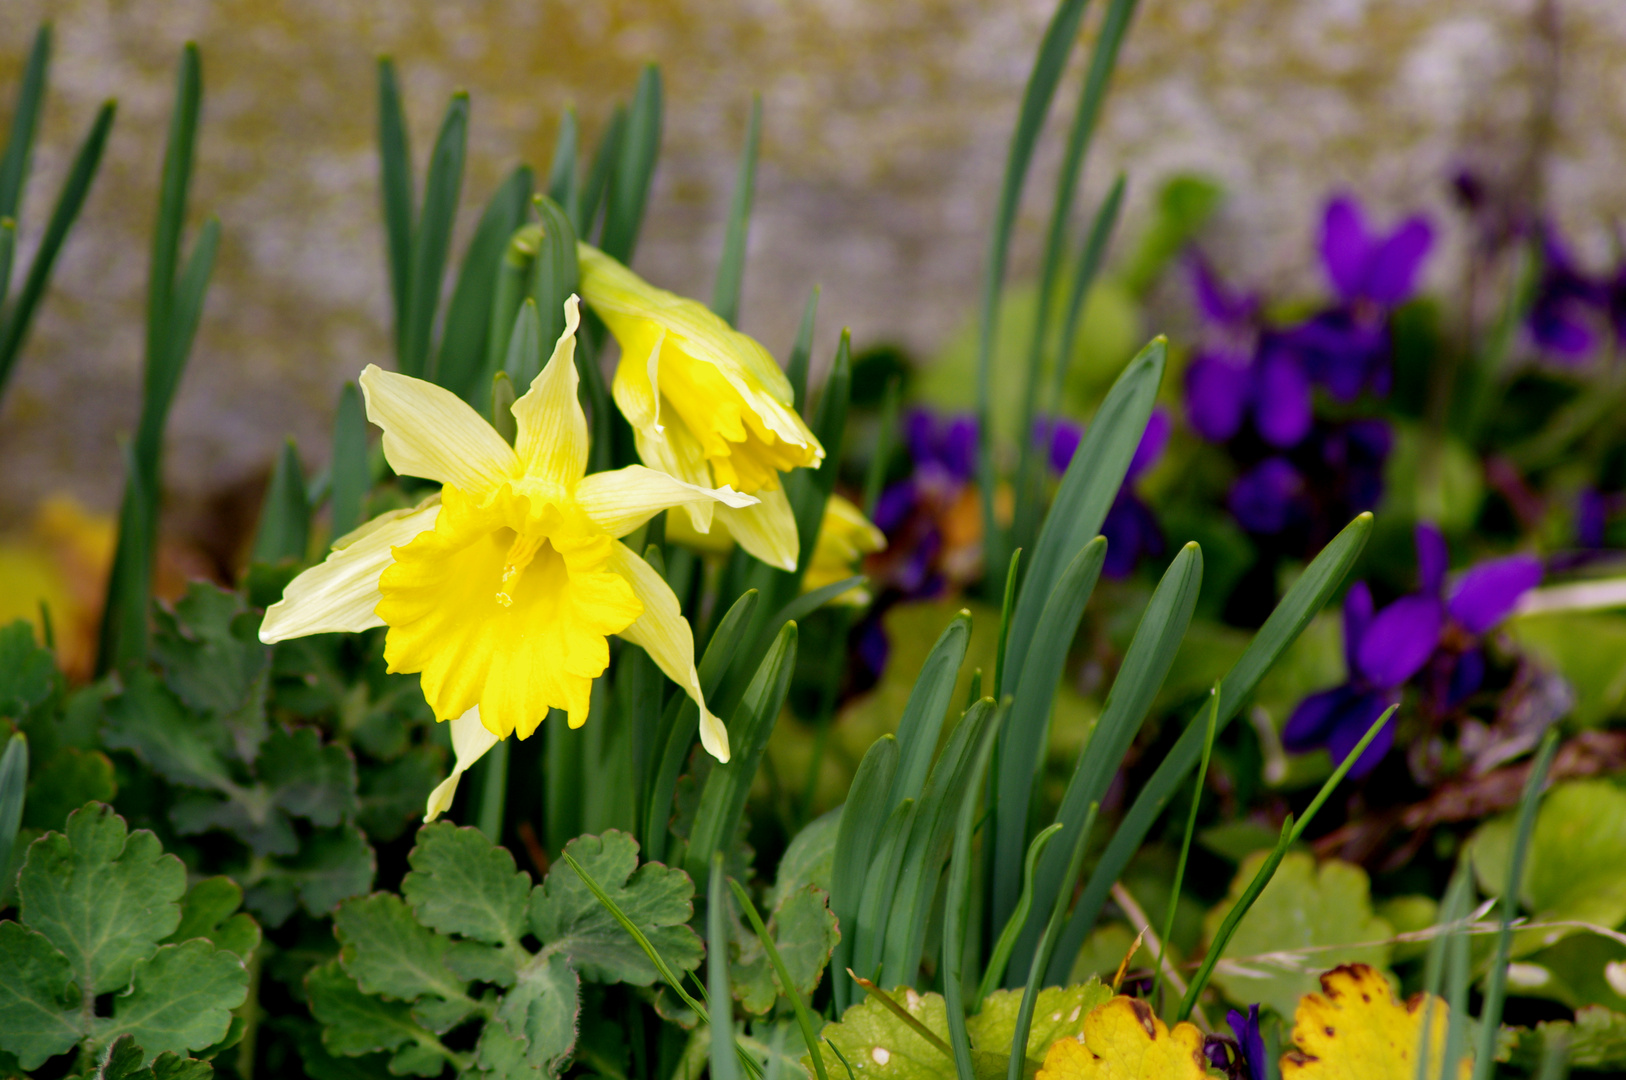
xmin=729 ymin=877 xmax=830 ymax=1080
xmin=96 ymin=445 xmax=151 ymax=675
xmin=786 ymin=285 xmax=820 ymax=414
xmin=502 ymin=299 xmax=543 ymax=391
xmin=377 ymin=57 xmax=414 ymax=347
xmin=529 ymin=194 xmax=581 ymax=376
xmin=992 ymin=536 xmax=1107 ymax=938
xmin=1471 ymin=728 xmax=1560 ymax=1080
xmin=711 ymin=94 xmax=761 ymax=328
xmin=830 ymin=735 xmax=900 ymax=1013
xmin=1007 ymin=801 xmax=1100 ymax=1080
xmin=576 ymin=105 xmax=623 ymax=240
xmin=481 ymin=224 xmax=539 ymax=404
xmin=546 ymin=107 xmax=579 ymax=212
xmin=329 ymin=382 xmax=369 ymax=540
xmin=1051 ymin=511 xmax=1372 ymax=983
xmin=888 ymin=611 xmax=972 ymax=808
xmin=1415 ymin=864 xmax=1474 ymax=1080
xmin=1051 ymin=174 xmax=1126 ymax=409
xmin=435 ymin=164 xmax=532 ymax=398
xmin=252 ymin=439 xmax=311 ymax=564
xmin=943 ymin=702 xmax=1003 ymax=1080
xmin=138 ymin=216 xmax=219 ymax=477
xmin=978 ymin=822 xmax=1063 ymax=1004
xmin=709 ymin=855 xmax=741 ymax=1080
xmin=992 ymin=548 xmax=1022 ymax=699
xmin=848 ymin=797 xmax=915 ymax=1002
xmin=975 ymin=0 xmax=1094 ymax=579
xmin=1152 ymin=683 xmax=1219 ymax=1014
xmin=825 ymin=1039 xmax=858 ymax=1080
xmin=601 ymin=65 xmax=662 ymax=263
xmin=682 ymin=622 xmax=798 ymax=885
xmin=0 ymin=732 xmax=28 ymax=904
xmin=1176 ymin=704 xmax=1397 ymax=1022
xmin=401 ymin=92 xmax=468 ymax=378
xmin=1015 ymin=541 xmax=1200 ymax=976
xmin=0 ymin=25 xmax=50 ymax=221
xmin=0 ymin=218 xmax=13 ymax=313
xmin=0 ymin=100 xmax=116 ymax=405
xmin=146 ymin=45 xmax=201 ymax=390
xmin=1010 ymin=0 xmax=1143 ymax=557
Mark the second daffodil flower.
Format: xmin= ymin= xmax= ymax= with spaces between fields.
xmin=258 ymin=297 xmax=754 ymax=819
xmin=577 ymin=242 xmax=823 ymax=571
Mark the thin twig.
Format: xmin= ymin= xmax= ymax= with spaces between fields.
xmin=1111 ymin=882 xmax=1210 ymax=1030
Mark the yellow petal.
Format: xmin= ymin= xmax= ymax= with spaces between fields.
xmin=360 ymin=365 xmax=518 ymax=494
xmin=664 ymin=503 xmax=737 ymax=557
xmin=424 ymin=706 xmax=499 ymax=822
xmin=803 ymin=495 xmax=886 ymax=605
xmin=512 ymin=295 xmax=589 ymax=490
xmin=377 ymin=485 xmax=642 ymax=739
xmin=1282 ymin=964 xmax=1469 ymax=1080
xmin=713 ymin=486 xmax=799 ymax=572
xmin=575 ymin=465 xmax=757 ymax=539
xmin=609 ymin=540 xmax=730 ymax=762
xmin=259 ymin=502 xmax=441 ymax=643
xmin=1035 ymin=997 xmax=1208 ymax=1080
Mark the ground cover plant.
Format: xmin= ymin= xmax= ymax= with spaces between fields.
xmin=4 ymin=3 xmax=1626 ymax=1078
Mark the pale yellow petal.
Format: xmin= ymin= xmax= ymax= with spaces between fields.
xmin=632 ymin=422 xmax=715 ymax=532
xmin=360 ymin=365 xmax=518 ymax=494
xmin=609 ymin=540 xmax=730 ymax=762
xmin=576 ymin=465 xmax=757 ymax=539
xmin=259 ymin=502 xmax=440 ymax=643
xmin=513 ymin=295 xmax=589 ymax=489
xmin=713 ymin=486 xmax=799 ymax=572
xmin=424 ymin=706 xmax=500 ymax=822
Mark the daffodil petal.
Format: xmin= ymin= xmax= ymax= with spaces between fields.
xmin=360 ymin=365 xmax=518 ymax=494
xmin=513 ymin=295 xmax=589 ymax=489
xmin=259 ymin=502 xmax=440 ymax=642
xmin=713 ymin=486 xmax=799 ymax=572
xmin=576 ymin=465 xmax=757 ymax=539
xmin=609 ymin=540 xmax=729 ymax=762
xmin=424 ymin=706 xmax=500 ymax=822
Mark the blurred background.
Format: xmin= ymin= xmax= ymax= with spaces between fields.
xmin=2 ymin=0 xmax=1624 ymax=531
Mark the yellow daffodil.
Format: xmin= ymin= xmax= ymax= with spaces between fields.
xmin=259 ymin=297 xmax=753 ymax=819
xmin=577 ymin=242 xmax=823 ymax=572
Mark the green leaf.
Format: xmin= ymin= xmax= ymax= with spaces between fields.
xmin=527 ymin=195 xmax=581 ymax=389
xmin=785 ymin=286 xmax=819 ymax=413
xmin=475 ymin=1014 xmax=547 ymax=1079
xmin=436 ymin=165 xmax=533 ymax=399
xmin=683 ymin=622 xmax=797 ymax=884
xmin=491 ymin=951 xmax=579 ymax=1074
xmin=1507 ymin=1006 xmax=1626 ymax=1072
xmin=829 ymin=735 xmax=899 ymax=1013
xmin=307 ymin=959 xmax=428 ymax=1058
xmin=992 ymin=536 xmax=1107 ymax=938
xmin=1201 ymin=851 xmax=1393 ymax=1018
xmin=0 ymin=25 xmax=50 ymax=221
xmin=245 ymin=824 xmax=375 ymax=927
xmin=253 ymin=439 xmax=312 ymax=565
xmin=1052 ymin=511 xmax=1372 ymax=983
xmin=335 ymin=893 xmax=468 ymax=1008
xmin=709 ymin=856 xmax=740 ymax=1080
xmin=732 ymin=885 xmax=839 ymax=1014
xmin=545 ymin=108 xmax=578 ymax=211
xmin=97 ymin=939 xmax=248 ymax=1061
xmin=329 ymin=381 xmax=370 ymax=540
xmin=600 ymin=65 xmax=662 ymax=263
xmin=0 ymin=920 xmax=79 ymax=1070
xmin=770 ymin=807 xmax=840 ymax=911
xmin=151 ymin=582 xmax=268 ymax=733
xmin=1470 ymin=778 xmax=1626 ymax=935
xmin=888 ymin=612 xmax=971 ymax=810
xmin=103 ymin=671 xmax=235 ymax=795
xmin=0 ymin=620 xmax=54 ymax=718
xmin=19 ymin=803 xmax=185 ymax=996
xmin=162 ymin=876 xmax=260 ymax=960
xmin=532 ymin=830 xmax=701 ymax=985
xmin=964 ymin=981 xmax=1111 ymax=1066
xmin=258 ymin=725 xmax=358 ymax=827
xmin=1505 ymin=611 xmax=1626 ymax=726
xmin=402 ymin=822 xmax=531 ymax=947
xmin=1 ymin=733 xmax=29 ymax=900
xmin=710 ymin=94 xmax=761 ymax=328
xmin=375 ymin=58 xmax=414 ymax=350
xmin=401 ymin=93 xmax=469 ymax=379
xmin=814 ymin=986 xmax=1016 ymax=1080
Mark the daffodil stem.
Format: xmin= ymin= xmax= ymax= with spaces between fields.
xmin=476 ymin=737 xmax=509 ymax=842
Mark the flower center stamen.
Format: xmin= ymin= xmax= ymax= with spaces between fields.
xmin=495 ymin=531 xmax=546 ymax=608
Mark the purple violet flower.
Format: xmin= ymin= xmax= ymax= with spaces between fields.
xmin=1321 ymin=195 xmax=1434 ymax=306
xmin=1227 ymin=1006 xmax=1267 ymax=1080
xmin=1228 ymin=458 xmax=1306 ymax=535
xmin=1527 ymin=227 xmax=1604 ymax=362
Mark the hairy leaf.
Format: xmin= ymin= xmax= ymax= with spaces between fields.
xmin=97 ymin=939 xmax=248 ymax=1061
xmin=402 ymin=822 xmax=531 ymax=947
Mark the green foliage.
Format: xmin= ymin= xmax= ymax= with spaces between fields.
xmin=1201 ymin=850 xmax=1394 ymax=1018
xmin=307 ymin=825 xmax=702 ymax=1078
xmin=1506 ymin=1006 xmax=1626 ymax=1072
xmin=0 ymin=620 xmax=55 ymax=718
xmin=0 ymin=804 xmax=252 ymax=1072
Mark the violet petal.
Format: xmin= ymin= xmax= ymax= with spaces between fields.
xmin=1326 ymin=692 xmax=1395 ymax=778
xmin=1185 ymin=353 xmax=1251 ymax=442
xmin=1283 ymin=686 xmax=1354 ymax=753
xmin=1253 ymin=351 xmax=1314 ymax=448
xmin=1343 ymin=581 xmax=1374 ymax=674
xmin=1448 ymin=555 xmax=1543 ymax=633
xmin=1226 ymin=1006 xmax=1267 ymax=1080
xmin=1127 ymin=407 xmax=1171 ymax=480
xmin=1362 ymin=217 xmax=1434 ymax=305
xmin=1355 ymin=594 xmax=1444 ymax=688
xmin=1229 ymin=458 xmax=1305 ymax=535
xmin=1415 ymin=522 xmax=1448 ymax=596
xmin=1321 ymin=196 xmax=1372 ymax=301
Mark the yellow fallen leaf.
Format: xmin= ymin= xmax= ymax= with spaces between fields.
xmin=1034 ymin=996 xmax=1208 ymax=1080
xmin=1282 ymin=963 xmax=1471 ymax=1080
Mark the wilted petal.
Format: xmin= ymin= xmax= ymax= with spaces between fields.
xmin=359 ymin=365 xmax=519 ymax=495
xmin=1448 ymin=554 xmax=1543 ymax=633
xmin=609 ymin=541 xmax=729 ymax=762
xmin=1325 ymin=691 xmax=1395 ymax=778
xmin=1321 ymin=196 xmax=1372 ymax=302
xmin=1363 ymin=217 xmax=1434 ymax=305
xmin=1415 ymin=521 xmax=1448 ymax=596
xmin=1253 ymin=351 xmax=1313 ymax=448
xmin=1185 ymin=353 xmax=1250 ymax=442
xmin=260 ymin=501 xmax=441 ymax=642
xmin=424 ymin=707 xmax=500 ymax=822
xmin=1355 ymin=594 xmax=1443 ymax=688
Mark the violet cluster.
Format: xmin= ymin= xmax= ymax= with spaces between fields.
xmin=1183 ymin=196 xmax=1433 ymax=549
xmin=1041 ymin=407 xmax=1170 ymax=578
xmin=1282 ymin=523 xmax=1542 ymax=777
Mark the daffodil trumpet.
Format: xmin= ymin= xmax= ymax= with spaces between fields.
xmin=576 ymin=242 xmax=824 ymax=572
xmin=259 ymin=296 xmax=753 ymax=820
